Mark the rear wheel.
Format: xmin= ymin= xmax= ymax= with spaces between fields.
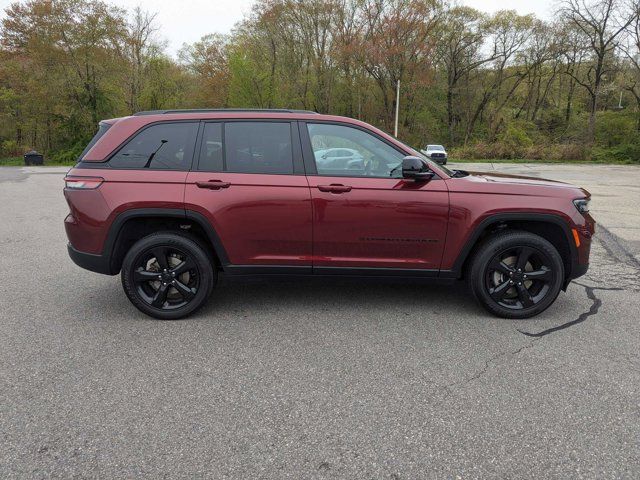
xmin=121 ymin=232 xmax=215 ymax=320
xmin=469 ymin=231 xmax=564 ymax=319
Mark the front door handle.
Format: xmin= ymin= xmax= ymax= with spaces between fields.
xmin=196 ymin=180 xmax=230 ymax=190
xmin=317 ymin=184 xmax=352 ymax=194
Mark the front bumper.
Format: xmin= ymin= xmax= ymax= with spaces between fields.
xmin=428 ymin=155 xmax=447 ymax=164
xmin=67 ymin=243 xmax=114 ymax=275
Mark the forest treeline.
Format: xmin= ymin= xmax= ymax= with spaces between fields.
xmin=2 ymin=0 xmax=640 ymax=163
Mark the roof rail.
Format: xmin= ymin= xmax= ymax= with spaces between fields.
xmin=133 ymin=108 xmax=318 ymax=116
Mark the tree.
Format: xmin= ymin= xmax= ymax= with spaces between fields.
xmin=436 ymin=6 xmax=494 ymax=143
xmin=179 ymin=34 xmax=229 ymax=107
xmin=463 ymin=10 xmax=535 ymax=143
xmin=358 ymin=0 xmax=440 ymax=132
xmin=559 ymin=0 xmax=638 ymax=142
xmin=121 ymin=7 xmax=161 ymax=113
xmin=620 ymin=3 xmax=640 ymax=130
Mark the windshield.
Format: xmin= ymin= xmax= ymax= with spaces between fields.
xmin=427 ymin=145 xmax=444 ymax=151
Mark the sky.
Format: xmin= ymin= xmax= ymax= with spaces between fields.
xmin=0 ymin=0 xmax=555 ymax=57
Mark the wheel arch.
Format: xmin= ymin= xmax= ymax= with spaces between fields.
xmin=104 ymin=208 xmax=229 ymax=274
xmin=447 ymin=213 xmax=577 ymax=282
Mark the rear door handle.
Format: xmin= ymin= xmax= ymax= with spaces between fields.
xmin=196 ymin=180 xmax=230 ymax=190
xmin=317 ymin=184 xmax=352 ymax=193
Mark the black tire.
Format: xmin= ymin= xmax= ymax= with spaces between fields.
xmin=121 ymin=232 xmax=215 ymax=320
xmin=468 ymin=230 xmax=564 ymax=319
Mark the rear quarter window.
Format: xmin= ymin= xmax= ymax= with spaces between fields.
xmin=108 ymin=122 xmax=198 ymax=170
xmin=79 ymin=123 xmax=111 ymax=161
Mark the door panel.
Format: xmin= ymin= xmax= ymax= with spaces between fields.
xmin=307 ymin=176 xmax=449 ymax=269
xmin=186 ymin=120 xmax=312 ymax=267
xmin=302 ymin=121 xmax=449 ymax=271
xmin=185 ymin=173 xmax=312 ymax=266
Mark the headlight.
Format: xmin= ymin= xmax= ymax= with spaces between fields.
xmin=573 ymin=198 xmax=590 ymax=214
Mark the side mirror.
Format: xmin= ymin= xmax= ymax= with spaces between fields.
xmin=402 ymin=156 xmax=433 ymax=181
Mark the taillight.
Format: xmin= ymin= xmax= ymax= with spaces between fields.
xmin=64 ymin=176 xmax=103 ymax=189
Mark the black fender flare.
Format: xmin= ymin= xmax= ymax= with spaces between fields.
xmin=442 ymin=212 xmax=578 ymax=280
xmin=103 ymin=208 xmax=230 ymax=274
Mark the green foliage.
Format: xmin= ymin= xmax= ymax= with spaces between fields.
xmin=498 ymin=123 xmax=533 ymax=153
xmin=591 ymin=141 xmax=640 ymax=163
xmin=451 ymin=141 xmax=591 ymax=161
xmin=595 ymin=111 xmax=636 ymax=147
xmin=2 ymin=0 xmax=640 ymax=166
xmin=1 ymin=139 xmax=21 ymax=156
xmin=48 ymin=142 xmax=87 ymax=164
xmin=0 ymin=156 xmax=21 ymax=166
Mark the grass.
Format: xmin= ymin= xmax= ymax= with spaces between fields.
xmin=0 ymin=156 xmax=23 ymax=166
xmin=0 ymin=156 xmax=76 ymax=166
xmin=450 ymin=157 xmax=639 ymax=164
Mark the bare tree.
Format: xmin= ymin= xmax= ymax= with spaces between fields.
xmin=516 ymin=20 xmax=561 ymax=123
xmin=124 ymin=7 xmax=160 ymax=113
xmin=436 ymin=6 xmax=497 ymax=144
xmin=620 ymin=3 xmax=640 ymax=130
xmin=463 ymin=10 xmax=535 ymax=143
xmin=559 ymin=0 xmax=638 ymax=142
xmin=359 ymin=0 xmax=441 ymax=131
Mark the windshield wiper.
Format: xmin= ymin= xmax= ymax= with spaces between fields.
xmin=451 ymin=169 xmax=469 ymax=178
xmin=143 ymin=140 xmax=168 ymax=169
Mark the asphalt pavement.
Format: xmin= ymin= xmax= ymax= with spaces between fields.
xmin=1 ymin=164 xmax=639 ymax=478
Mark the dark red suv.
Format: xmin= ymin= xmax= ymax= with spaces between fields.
xmin=64 ymin=109 xmax=594 ymax=320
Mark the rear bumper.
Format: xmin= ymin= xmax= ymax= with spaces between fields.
xmin=67 ymin=243 xmax=114 ymax=275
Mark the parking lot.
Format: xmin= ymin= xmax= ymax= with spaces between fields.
xmin=1 ymin=164 xmax=639 ymax=478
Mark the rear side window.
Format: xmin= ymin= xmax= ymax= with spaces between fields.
xmin=109 ymin=122 xmax=197 ymax=170
xmin=79 ymin=122 xmax=111 ymax=161
xmin=224 ymin=122 xmax=293 ymax=174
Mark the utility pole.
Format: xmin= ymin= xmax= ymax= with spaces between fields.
xmin=394 ymin=79 xmax=400 ymax=137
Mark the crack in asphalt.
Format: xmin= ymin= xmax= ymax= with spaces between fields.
xmin=433 ymin=213 xmax=640 ymax=393
xmin=438 ymin=339 xmax=543 ymax=395
xmin=517 ymin=225 xmax=637 ymax=338
xmin=518 ymin=285 xmax=602 ymax=338
xmin=447 ymin=283 xmax=626 ymax=389
xmin=518 ymin=283 xmax=624 ymax=338
xmin=460 ymin=340 xmax=540 ymax=384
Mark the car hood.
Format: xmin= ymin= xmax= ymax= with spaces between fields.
xmin=465 ymin=171 xmax=574 ymax=188
xmin=448 ymin=170 xmax=590 ymax=198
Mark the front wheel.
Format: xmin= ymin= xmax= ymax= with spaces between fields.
xmin=469 ymin=231 xmax=564 ymax=319
xmin=121 ymin=232 xmax=215 ymax=320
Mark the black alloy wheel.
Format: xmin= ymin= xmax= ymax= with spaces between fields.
xmin=133 ymin=245 xmax=199 ymax=310
xmin=485 ymin=246 xmax=554 ymax=310
xmin=469 ymin=231 xmax=564 ymax=319
xmin=121 ymin=232 xmax=215 ymax=319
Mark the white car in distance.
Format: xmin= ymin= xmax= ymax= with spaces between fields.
xmin=420 ymin=144 xmax=448 ymax=164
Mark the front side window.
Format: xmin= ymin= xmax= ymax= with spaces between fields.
xmin=224 ymin=122 xmax=293 ymax=174
xmin=109 ymin=122 xmax=197 ymax=170
xmin=307 ymin=123 xmax=405 ymax=177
